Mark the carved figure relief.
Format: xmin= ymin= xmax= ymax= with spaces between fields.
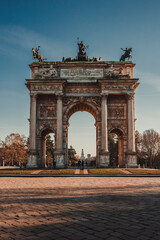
xmin=104 ymin=65 xmax=123 ymax=78
xmin=108 ymin=120 xmax=127 ymax=136
xmin=64 ymin=96 xmax=101 ymax=108
xmin=34 ymin=65 xmax=59 ymax=79
xmin=37 ymin=119 xmax=57 ymax=135
xmin=108 ymin=105 xmax=126 ymax=119
xmin=40 ymin=105 xmax=56 ymax=118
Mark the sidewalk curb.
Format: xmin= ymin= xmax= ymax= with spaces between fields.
xmin=1 ymin=174 xmax=160 ymax=177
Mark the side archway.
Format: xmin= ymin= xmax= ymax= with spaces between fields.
xmin=109 ymin=128 xmax=124 ymax=167
xmin=40 ymin=128 xmax=55 ymax=168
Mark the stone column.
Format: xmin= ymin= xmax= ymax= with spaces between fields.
xmin=126 ymin=93 xmax=137 ymax=167
xmin=100 ymin=94 xmax=110 ymax=167
xmin=101 ymin=95 xmax=108 ymax=151
xmin=42 ymin=136 xmax=47 ymax=168
xmin=56 ymin=95 xmax=63 ymax=150
xmin=128 ymin=94 xmax=135 ymax=152
xmin=54 ymin=94 xmax=65 ymax=168
xmin=30 ymin=93 xmax=37 ymax=151
xmin=27 ymin=93 xmax=38 ymax=168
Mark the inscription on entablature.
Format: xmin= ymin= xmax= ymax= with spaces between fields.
xmin=108 ymin=104 xmax=126 ymax=119
xmin=39 ymin=105 xmax=56 ymax=118
xmin=60 ymin=68 xmax=103 ymax=82
xmin=66 ymin=86 xmax=100 ymax=94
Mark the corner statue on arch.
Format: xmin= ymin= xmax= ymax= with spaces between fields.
xmin=26 ymin=41 xmax=139 ymax=168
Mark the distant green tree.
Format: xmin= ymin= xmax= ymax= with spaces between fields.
xmin=109 ymin=134 xmax=118 ymax=167
xmin=46 ymin=135 xmax=55 ymax=156
xmin=68 ymin=145 xmax=77 ymax=166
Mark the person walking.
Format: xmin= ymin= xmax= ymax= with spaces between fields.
xmin=82 ymin=160 xmax=84 ymax=170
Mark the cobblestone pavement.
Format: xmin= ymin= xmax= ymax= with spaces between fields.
xmin=1 ymin=177 xmax=160 ymax=240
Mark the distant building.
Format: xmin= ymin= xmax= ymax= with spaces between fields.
xmin=80 ymin=149 xmax=86 ymax=164
xmin=86 ymin=154 xmax=96 ymax=167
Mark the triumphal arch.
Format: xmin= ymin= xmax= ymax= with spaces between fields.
xmin=26 ymin=43 xmax=139 ymax=168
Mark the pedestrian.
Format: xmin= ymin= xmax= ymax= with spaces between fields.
xmin=78 ymin=160 xmax=81 ymax=168
xmin=82 ymin=160 xmax=84 ymax=170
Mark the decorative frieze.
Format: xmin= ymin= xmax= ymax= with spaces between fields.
xmin=66 ymin=86 xmax=100 ymax=94
xmin=31 ymin=84 xmax=62 ymax=91
xmin=108 ymin=104 xmax=126 ymax=119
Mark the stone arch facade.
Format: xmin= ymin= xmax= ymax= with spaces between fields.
xmin=26 ymin=61 xmax=139 ymax=168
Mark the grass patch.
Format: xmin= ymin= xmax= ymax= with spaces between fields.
xmin=39 ymin=169 xmax=75 ymax=175
xmin=0 ymin=169 xmax=34 ymax=175
xmin=88 ymin=169 xmax=125 ymax=175
xmin=128 ymin=169 xmax=160 ymax=175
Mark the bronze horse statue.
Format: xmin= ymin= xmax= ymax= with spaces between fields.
xmin=32 ymin=46 xmax=44 ymax=62
xmin=120 ymin=48 xmax=132 ymax=61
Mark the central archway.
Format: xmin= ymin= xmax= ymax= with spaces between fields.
xmin=64 ymin=102 xmax=99 ymax=167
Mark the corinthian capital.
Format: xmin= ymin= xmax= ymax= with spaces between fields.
xmin=127 ymin=93 xmax=135 ymax=101
xmin=30 ymin=93 xmax=37 ymax=99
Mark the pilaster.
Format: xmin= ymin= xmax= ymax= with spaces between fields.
xmin=126 ymin=93 xmax=137 ymax=167
xmin=99 ymin=94 xmax=110 ymax=167
xmin=27 ymin=93 xmax=38 ymax=168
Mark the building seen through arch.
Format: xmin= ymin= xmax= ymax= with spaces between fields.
xmin=26 ymin=51 xmax=139 ymax=168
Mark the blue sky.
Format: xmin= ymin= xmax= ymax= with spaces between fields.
xmin=0 ymin=0 xmax=160 ymax=156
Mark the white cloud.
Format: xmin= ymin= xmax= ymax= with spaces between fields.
xmin=134 ymin=69 xmax=160 ymax=92
xmin=0 ymin=25 xmax=72 ymax=60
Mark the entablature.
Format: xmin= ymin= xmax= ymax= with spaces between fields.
xmin=29 ymin=61 xmax=136 ymax=81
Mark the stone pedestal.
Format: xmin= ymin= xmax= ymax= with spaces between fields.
xmin=99 ymin=151 xmax=110 ymax=167
xmin=27 ymin=152 xmax=38 ymax=168
xmin=54 ymin=151 xmax=65 ymax=168
xmin=125 ymin=152 xmax=137 ymax=168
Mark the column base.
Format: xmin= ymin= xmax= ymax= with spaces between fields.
xmin=99 ymin=151 xmax=110 ymax=167
xmin=126 ymin=152 xmax=137 ymax=168
xmin=54 ymin=150 xmax=65 ymax=168
xmin=27 ymin=151 xmax=38 ymax=168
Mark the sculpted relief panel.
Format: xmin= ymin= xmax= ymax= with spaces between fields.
xmin=34 ymin=65 xmax=59 ymax=79
xmin=108 ymin=104 xmax=126 ymax=119
xmin=40 ymin=105 xmax=56 ymax=118
xmin=64 ymin=96 xmax=101 ymax=108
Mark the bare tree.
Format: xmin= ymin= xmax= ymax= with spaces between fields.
xmin=141 ymin=129 xmax=160 ymax=168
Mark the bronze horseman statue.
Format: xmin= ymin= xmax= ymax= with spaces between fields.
xmin=120 ymin=48 xmax=132 ymax=61
xmin=32 ymin=46 xmax=44 ymax=62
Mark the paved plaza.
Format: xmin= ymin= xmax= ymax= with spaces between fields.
xmin=0 ymin=177 xmax=160 ymax=240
